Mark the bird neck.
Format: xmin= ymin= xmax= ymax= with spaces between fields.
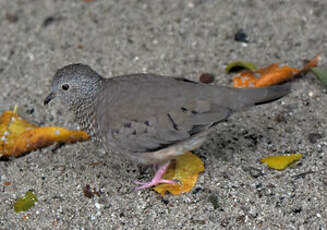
xmin=73 ymin=80 xmax=103 ymax=138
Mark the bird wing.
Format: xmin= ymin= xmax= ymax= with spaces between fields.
xmin=95 ymin=74 xmax=289 ymax=155
xmin=95 ymin=74 xmax=234 ymax=154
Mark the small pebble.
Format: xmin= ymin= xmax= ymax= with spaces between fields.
xmin=234 ymin=29 xmax=248 ymax=43
xmin=83 ymin=184 xmax=94 ymax=198
xmin=42 ymin=16 xmax=61 ymax=27
xmin=199 ymin=73 xmax=215 ymax=84
xmin=26 ymin=107 xmax=35 ymax=114
xmin=308 ymin=133 xmax=324 ymax=144
xmin=208 ymin=194 xmax=219 ymax=209
xmin=6 ymin=13 xmax=19 ymax=23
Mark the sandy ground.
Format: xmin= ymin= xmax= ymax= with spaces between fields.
xmin=0 ymin=0 xmax=326 ymax=229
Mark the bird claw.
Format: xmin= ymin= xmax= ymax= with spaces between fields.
xmin=134 ymin=161 xmax=177 ymax=190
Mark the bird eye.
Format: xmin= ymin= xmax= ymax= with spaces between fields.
xmin=61 ymin=84 xmax=70 ymax=91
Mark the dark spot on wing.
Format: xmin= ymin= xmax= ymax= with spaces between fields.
xmin=113 ymin=129 xmax=119 ymax=134
xmin=124 ymin=122 xmax=131 ymax=128
xmin=144 ymin=120 xmax=150 ymax=126
xmin=191 ymin=110 xmax=198 ymax=114
xmin=189 ymin=124 xmax=207 ymax=135
xmin=132 ymin=130 xmax=136 ymax=135
xmin=167 ymin=113 xmax=178 ymax=130
xmin=181 ymin=107 xmax=188 ymax=112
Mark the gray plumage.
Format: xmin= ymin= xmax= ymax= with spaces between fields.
xmin=44 ymin=63 xmax=290 ymax=165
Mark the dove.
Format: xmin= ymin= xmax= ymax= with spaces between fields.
xmin=44 ymin=63 xmax=289 ymax=189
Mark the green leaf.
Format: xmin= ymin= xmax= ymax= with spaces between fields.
xmin=225 ymin=61 xmax=257 ymax=73
xmin=311 ymin=67 xmax=327 ymax=87
xmin=14 ymin=191 xmax=38 ymax=212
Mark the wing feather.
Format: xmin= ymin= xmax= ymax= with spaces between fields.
xmin=95 ymin=74 xmax=233 ymax=153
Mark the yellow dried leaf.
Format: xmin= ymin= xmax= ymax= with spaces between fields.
xmin=153 ymin=152 xmax=204 ymax=196
xmin=0 ymin=110 xmax=89 ymax=157
xmin=260 ymin=153 xmax=302 ymax=170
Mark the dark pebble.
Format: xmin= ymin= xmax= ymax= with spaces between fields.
xmin=161 ymin=199 xmax=169 ymax=205
xmin=275 ymin=113 xmax=287 ymax=123
xmin=208 ymin=194 xmax=219 ymax=209
xmin=192 ymin=187 xmax=203 ymax=194
xmin=308 ymin=133 xmax=324 ymax=144
xmin=199 ymin=73 xmax=215 ymax=84
xmin=26 ymin=107 xmax=35 ymax=114
xmin=243 ymin=166 xmax=264 ymax=178
xmin=83 ymin=184 xmax=94 ymax=199
xmin=292 ymin=206 xmax=302 ymax=214
xmin=42 ymin=16 xmax=60 ymax=27
xmin=6 ymin=13 xmax=19 ymax=23
xmin=234 ymin=29 xmax=248 ymax=43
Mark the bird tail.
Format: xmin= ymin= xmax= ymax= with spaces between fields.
xmin=230 ymin=83 xmax=291 ymax=111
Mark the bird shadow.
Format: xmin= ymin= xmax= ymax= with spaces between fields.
xmin=196 ymin=123 xmax=264 ymax=163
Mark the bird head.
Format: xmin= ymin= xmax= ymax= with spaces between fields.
xmin=44 ymin=63 xmax=103 ymax=109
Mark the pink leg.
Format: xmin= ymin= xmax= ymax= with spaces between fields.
xmin=135 ymin=161 xmax=177 ymax=190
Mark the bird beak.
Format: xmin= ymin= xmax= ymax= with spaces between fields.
xmin=44 ymin=92 xmax=56 ymax=105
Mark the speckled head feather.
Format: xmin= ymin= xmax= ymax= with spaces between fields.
xmin=50 ymin=63 xmax=103 ymax=109
xmin=45 ymin=63 xmax=104 ymax=138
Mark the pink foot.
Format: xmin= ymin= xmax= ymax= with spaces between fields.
xmin=135 ymin=161 xmax=177 ymax=190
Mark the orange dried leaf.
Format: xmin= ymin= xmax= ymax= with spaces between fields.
xmin=260 ymin=153 xmax=302 ymax=170
xmin=3 ymin=181 xmax=11 ymax=186
xmin=298 ymin=54 xmax=321 ymax=75
xmin=153 ymin=152 xmax=204 ymax=196
xmin=233 ymin=63 xmax=299 ymax=88
xmin=255 ymin=63 xmax=280 ymax=75
xmin=0 ymin=110 xmax=89 ymax=157
xmin=233 ymin=71 xmax=258 ymax=88
xmin=255 ymin=65 xmax=299 ymax=87
xmin=232 ymin=54 xmax=320 ymax=88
